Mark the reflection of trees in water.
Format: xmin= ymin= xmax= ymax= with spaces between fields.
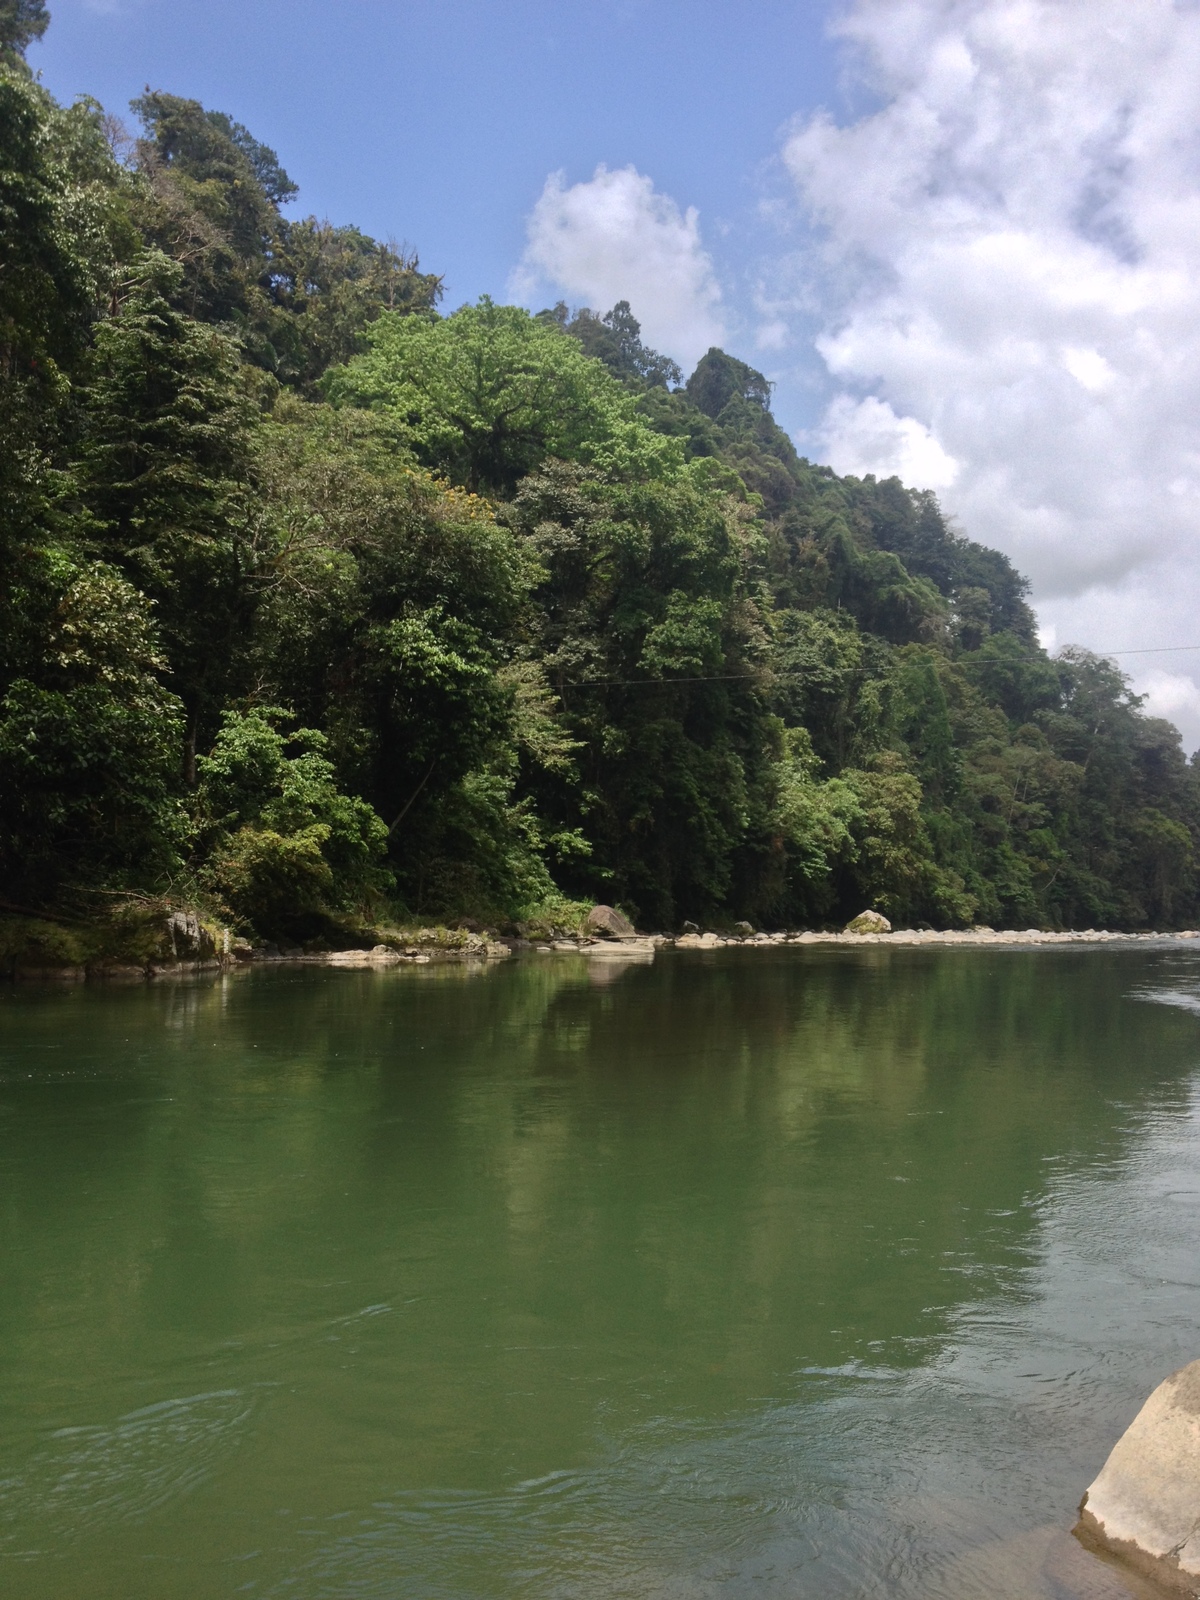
xmin=3 ymin=952 xmax=1199 ymax=1488
xmin=464 ymin=950 xmax=1200 ymax=1401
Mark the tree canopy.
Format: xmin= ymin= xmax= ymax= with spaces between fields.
xmin=324 ymin=298 xmax=681 ymax=493
xmin=0 ymin=0 xmax=48 ymax=59
xmin=3 ymin=25 xmax=1199 ymax=942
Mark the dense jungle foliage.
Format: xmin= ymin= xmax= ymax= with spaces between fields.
xmin=3 ymin=9 xmax=1199 ymax=938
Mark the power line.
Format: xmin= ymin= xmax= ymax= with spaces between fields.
xmin=553 ymin=642 xmax=1200 ymax=689
xmin=1101 ymin=644 xmax=1200 ymax=655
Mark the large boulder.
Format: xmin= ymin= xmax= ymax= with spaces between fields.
xmin=585 ymin=904 xmax=635 ymax=939
xmin=164 ymin=911 xmax=217 ymax=962
xmin=1075 ymin=1358 xmax=1200 ymax=1592
xmin=845 ymin=909 xmax=892 ymax=935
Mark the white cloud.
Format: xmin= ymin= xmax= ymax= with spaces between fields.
xmin=819 ymin=394 xmax=959 ymax=489
xmin=755 ymin=318 xmax=791 ymax=353
xmin=779 ymin=0 xmax=1200 ymax=747
xmin=1038 ymin=577 xmax=1200 ymax=750
xmin=511 ymin=164 xmax=725 ymax=370
xmin=1141 ymin=668 xmax=1200 ymax=730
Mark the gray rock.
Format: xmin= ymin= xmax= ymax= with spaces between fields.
xmin=845 ymin=909 xmax=892 ymax=935
xmin=584 ymin=936 xmax=656 ymax=959
xmin=585 ymin=904 xmax=635 ymax=939
xmin=164 ymin=911 xmax=216 ymax=962
xmin=1075 ymin=1358 xmax=1200 ymax=1593
xmin=681 ymin=920 xmax=700 ymax=934
xmin=733 ymin=920 xmax=754 ymax=936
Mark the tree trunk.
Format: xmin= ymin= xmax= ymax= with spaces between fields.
xmin=183 ymin=714 xmax=198 ymax=789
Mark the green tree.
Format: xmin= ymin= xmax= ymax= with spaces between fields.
xmin=131 ymin=91 xmax=442 ymax=382
xmin=542 ymin=298 xmax=682 ymax=389
xmin=0 ymin=0 xmax=48 ymax=60
xmin=324 ymin=297 xmax=681 ymax=493
xmin=0 ymin=67 xmax=134 ymax=578
xmin=252 ymin=399 xmax=546 ymax=911
xmin=0 ymin=563 xmax=185 ymax=902
xmin=503 ymin=460 xmax=768 ymax=924
xmin=263 ymin=221 xmax=441 ymax=388
xmin=2 ymin=41 xmax=1197 ymax=938
xmin=0 ymin=69 xmax=94 ymax=374
xmin=0 ymin=61 xmax=143 ymax=754
xmin=131 ymin=90 xmax=293 ymax=322
xmin=70 ymin=252 xmax=261 ymax=779
xmin=196 ymin=707 xmax=391 ymax=935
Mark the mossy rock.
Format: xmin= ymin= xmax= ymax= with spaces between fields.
xmin=845 ymin=909 xmax=892 ymax=935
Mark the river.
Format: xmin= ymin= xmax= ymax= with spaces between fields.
xmin=3 ymin=946 xmax=1200 ymax=1598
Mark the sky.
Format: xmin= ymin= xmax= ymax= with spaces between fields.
xmin=29 ymin=0 xmax=1200 ymax=750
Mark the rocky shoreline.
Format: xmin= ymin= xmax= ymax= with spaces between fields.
xmin=8 ymin=914 xmax=1200 ymax=984
xmin=665 ymin=926 xmax=1200 ymax=948
xmin=164 ymin=920 xmax=1200 ymax=976
xmin=504 ymin=925 xmax=1200 ymax=962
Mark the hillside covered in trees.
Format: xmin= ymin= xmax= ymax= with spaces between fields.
xmin=4 ymin=5 xmax=1200 ymax=945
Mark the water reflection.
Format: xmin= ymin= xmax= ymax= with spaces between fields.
xmin=1 ymin=949 xmax=1199 ymax=1597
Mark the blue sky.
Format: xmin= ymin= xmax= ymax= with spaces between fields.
xmin=27 ymin=0 xmax=1200 ymax=742
xmin=31 ymin=0 xmax=839 ymax=433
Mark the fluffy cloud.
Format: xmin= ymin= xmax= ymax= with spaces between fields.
xmin=511 ymin=164 xmax=725 ymax=371
xmin=1142 ymin=668 xmax=1200 ymax=730
xmin=783 ymin=0 xmax=1200 ymax=747
xmin=820 ymin=395 xmax=959 ymax=490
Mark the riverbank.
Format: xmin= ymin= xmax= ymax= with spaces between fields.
xmin=8 ymin=918 xmax=1200 ymax=982
xmin=667 ymin=927 xmax=1200 ymax=948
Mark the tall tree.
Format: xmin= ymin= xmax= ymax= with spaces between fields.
xmin=0 ymin=563 xmax=186 ymax=902
xmin=131 ymin=91 xmax=441 ymax=385
xmin=253 ymin=399 xmax=537 ymax=908
xmin=324 ymin=298 xmax=681 ymax=494
xmin=71 ymin=252 xmax=260 ymax=781
xmin=543 ymin=299 xmax=682 ymax=390
xmin=0 ymin=0 xmax=48 ymax=61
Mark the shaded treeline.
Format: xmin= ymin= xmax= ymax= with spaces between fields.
xmin=3 ymin=9 xmax=1199 ymax=934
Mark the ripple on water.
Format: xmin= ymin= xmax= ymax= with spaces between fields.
xmin=1130 ymin=985 xmax=1200 ymax=1015
xmin=4 ymin=951 xmax=1200 ymax=1597
xmin=0 ymin=1388 xmax=254 ymax=1551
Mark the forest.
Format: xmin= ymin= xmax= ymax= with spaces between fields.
xmin=3 ymin=1 xmax=1200 ymax=951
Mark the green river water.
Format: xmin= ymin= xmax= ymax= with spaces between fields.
xmin=3 ymin=946 xmax=1200 ymax=1599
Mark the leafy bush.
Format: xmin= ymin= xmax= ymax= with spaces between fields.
xmin=196 ymin=708 xmax=391 ymax=934
xmin=0 ymin=566 xmax=186 ymax=900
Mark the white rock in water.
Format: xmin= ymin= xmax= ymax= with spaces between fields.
xmin=583 ymin=936 xmax=655 ymax=960
xmin=1076 ymin=1358 xmax=1200 ymax=1593
xmin=845 ymin=909 xmax=891 ymax=935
